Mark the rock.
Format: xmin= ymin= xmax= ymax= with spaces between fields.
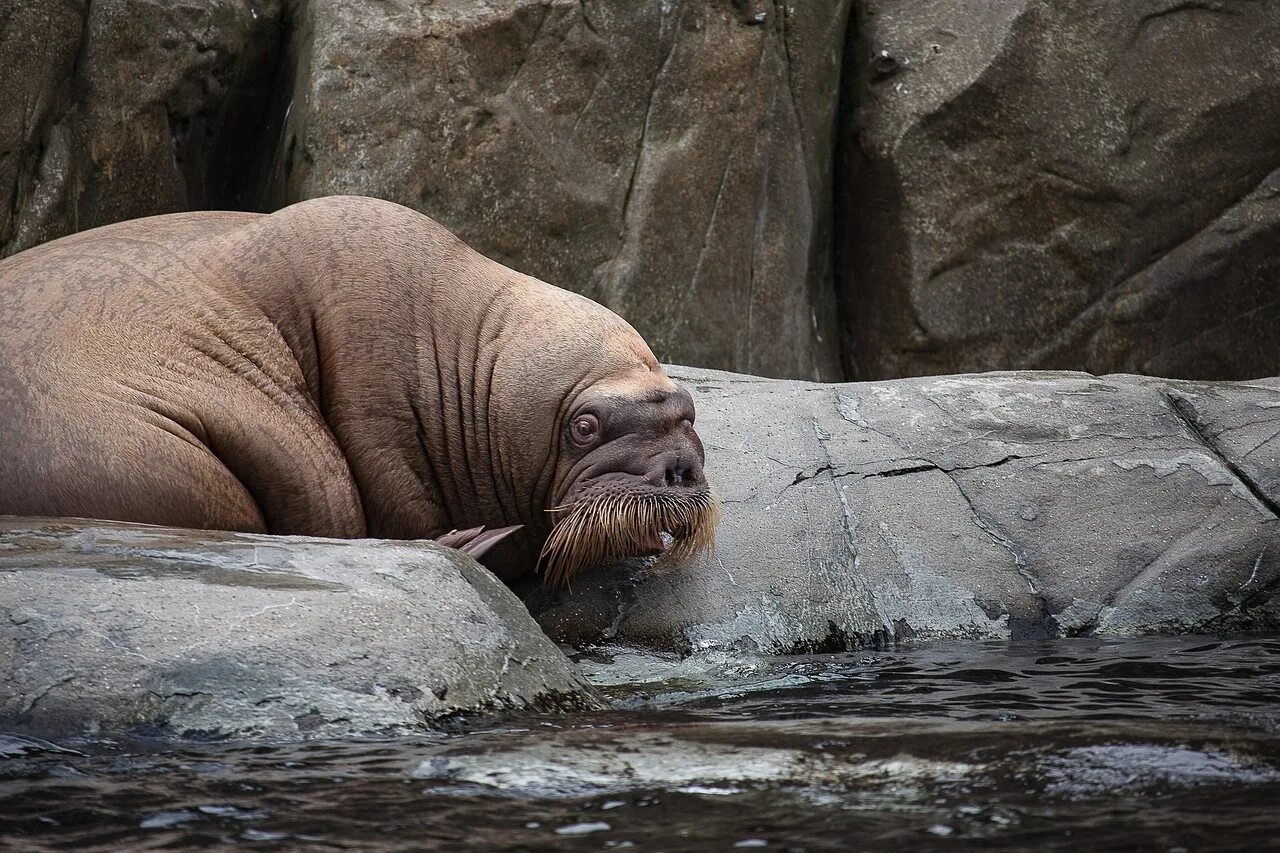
xmin=1164 ymin=379 xmax=1280 ymax=510
xmin=841 ymin=0 xmax=1280 ymax=380
xmin=0 ymin=0 xmax=283 ymax=258
xmin=409 ymin=717 xmax=993 ymax=797
xmin=266 ymin=0 xmax=849 ymax=381
xmin=529 ymin=367 xmax=1280 ymax=652
xmin=6 ymin=0 xmax=1279 ymax=384
xmin=0 ymin=1 xmax=81 ymax=255
xmin=408 ymin=715 xmax=1280 ymax=801
xmin=0 ymin=518 xmax=598 ymax=741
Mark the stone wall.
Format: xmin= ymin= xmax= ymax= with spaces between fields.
xmin=0 ymin=0 xmax=283 ymax=254
xmin=3 ymin=0 xmax=1278 ymax=381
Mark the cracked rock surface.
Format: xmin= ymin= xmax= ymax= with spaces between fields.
xmin=0 ymin=518 xmax=598 ymax=741
xmin=530 ymin=367 xmax=1280 ymax=652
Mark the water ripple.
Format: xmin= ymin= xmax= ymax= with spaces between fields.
xmin=2 ymin=635 xmax=1278 ymax=850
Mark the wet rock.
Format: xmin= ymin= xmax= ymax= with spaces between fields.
xmin=842 ymin=0 xmax=1280 ymax=380
xmin=266 ymin=0 xmax=849 ymax=381
xmin=530 ymin=367 xmax=1280 ymax=651
xmin=412 ymin=719 xmax=982 ymax=797
xmin=408 ymin=714 xmax=1280 ymax=801
xmin=1041 ymin=743 xmax=1280 ymax=800
xmin=0 ymin=0 xmax=283 ymax=258
xmin=0 ymin=518 xmax=598 ymax=740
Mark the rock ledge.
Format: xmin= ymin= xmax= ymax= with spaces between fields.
xmin=532 ymin=368 xmax=1280 ymax=651
xmin=0 ymin=518 xmax=599 ymax=741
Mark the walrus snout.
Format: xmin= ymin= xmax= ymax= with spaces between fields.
xmin=638 ymin=530 xmax=667 ymax=557
xmin=644 ymin=450 xmax=706 ymax=490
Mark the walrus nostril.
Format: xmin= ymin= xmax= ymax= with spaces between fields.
xmin=664 ymin=460 xmax=701 ymax=487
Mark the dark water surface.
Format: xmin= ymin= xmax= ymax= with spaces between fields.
xmin=3 ymin=636 xmax=1280 ymax=851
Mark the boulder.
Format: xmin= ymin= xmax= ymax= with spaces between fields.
xmin=266 ymin=0 xmax=849 ymax=381
xmin=841 ymin=0 xmax=1280 ymax=380
xmin=530 ymin=366 xmax=1280 ymax=652
xmin=0 ymin=518 xmax=598 ymax=741
xmin=0 ymin=0 xmax=283 ymax=258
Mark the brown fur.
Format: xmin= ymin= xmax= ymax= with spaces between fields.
xmin=0 ymin=196 xmax=717 ymax=582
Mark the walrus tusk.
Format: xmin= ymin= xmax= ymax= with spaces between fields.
xmin=436 ymin=525 xmax=523 ymax=560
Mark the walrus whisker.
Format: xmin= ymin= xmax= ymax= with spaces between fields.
xmin=537 ymin=489 xmax=722 ymax=587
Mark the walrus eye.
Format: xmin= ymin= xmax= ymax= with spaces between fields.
xmin=570 ymin=413 xmax=599 ymax=445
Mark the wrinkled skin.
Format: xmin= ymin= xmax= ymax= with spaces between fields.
xmin=0 ymin=196 xmax=712 ymax=582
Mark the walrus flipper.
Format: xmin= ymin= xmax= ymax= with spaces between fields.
xmin=436 ymin=525 xmax=523 ymax=560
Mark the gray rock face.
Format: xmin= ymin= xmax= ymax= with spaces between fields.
xmin=843 ymin=0 xmax=1280 ymax=380
xmin=3 ymin=0 xmax=850 ymax=380
xmin=264 ymin=0 xmax=849 ymax=381
xmin=5 ymin=1 xmax=1279 ymax=383
xmin=0 ymin=518 xmax=598 ymax=740
xmin=530 ymin=367 xmax=1280 ymax=652
xmin=0 ymin=0 xmax=283 ymax=257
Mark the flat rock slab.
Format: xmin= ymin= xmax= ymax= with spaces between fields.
xmin=531 ymin=368 xmax=1280 ymax=652
xmin=0 ymin=518 xmax=598 ymax=741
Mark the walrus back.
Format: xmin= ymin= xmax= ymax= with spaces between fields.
xmin=0 ymin=211 xmax=363 ymax=537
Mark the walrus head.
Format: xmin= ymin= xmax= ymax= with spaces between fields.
xmin=538 ymin=370 xmax=721 ymax=586
xmin=485 ymin=282 xmax=721 ymax=586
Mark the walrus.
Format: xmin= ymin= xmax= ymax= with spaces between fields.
xmin=0 ymin=196 xmax=719 ymax=584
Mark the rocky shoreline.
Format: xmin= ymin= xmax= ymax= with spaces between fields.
xmin=3 ymin=368 xmax=1277 ymax=740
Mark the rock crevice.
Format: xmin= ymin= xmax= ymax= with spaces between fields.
xmin=1164 ymin=389 xmax=1280 ymax=521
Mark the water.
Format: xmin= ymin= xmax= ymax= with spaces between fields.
xmin=3 ymin=635 xmax=1280 ymax=850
